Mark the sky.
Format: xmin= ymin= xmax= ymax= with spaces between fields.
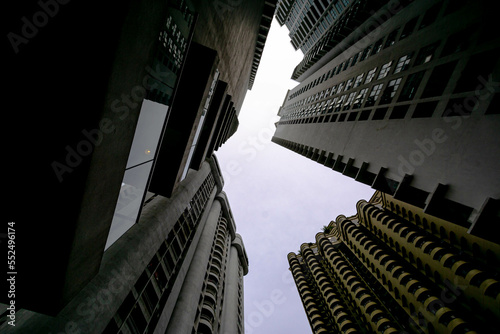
xmin=215 ymin=19 xmax=375 ymax=334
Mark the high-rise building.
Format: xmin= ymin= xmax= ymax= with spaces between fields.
xmin=3 ymin=0 xmax=275 ymax=332
xmin=272 ymin=0 xmax=500 ymax=243
xmin=288 ymin=191 xmax=500 ymax=334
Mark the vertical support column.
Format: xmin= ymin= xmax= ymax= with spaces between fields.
xmin=220 ymin=240 xmax=245 ymax=334
xmin=165 ymin=198 xmax=222 ymax=334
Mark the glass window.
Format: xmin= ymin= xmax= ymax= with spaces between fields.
xmin=384 ymin=28 xmax=399 ymax=48
xmin=394 ymin=53 xmax=413 ymax=74
xmin=414 ymin=42 xmax=440 ymax=65
xmin=377 ymin=61 xmax=393 ymax=80
xmin=344 ymin=78 xmax=354 ymax=91
xmin=360 ymin=45 xmax=372 ymax=61
xmin=353 ymin=88 xmax=368 ymax=109
xmin=371 ymin=38 xmax=384 ymax=56
xmin=365 ymin=84 xmax=384 ymax=107
xmin=354 ymin=73 xmax=364 ymax=87
xmin=343 ymin=92 xmax=357 ymax=110
xmin=380 ymin=77 xmax=402 ymax=104
xmin=419 ymin=3 xmax=442 ymax=30
xmin=398 ymin=70 xmax=426 ymax=101
xmin=400 ymin=17 xmax=418 ymax=40
xmin=365 ymin=67 xmax=378 ymax=84
xmin=335 ymin=94 xmax=347 ymax=112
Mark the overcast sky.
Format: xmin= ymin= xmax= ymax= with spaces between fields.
xmin=215 ymin=19 xmax=375 ymax=334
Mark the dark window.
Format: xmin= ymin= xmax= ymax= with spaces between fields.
xmin=390 ymin=105 xmax=410 ymax=119
xmin=414 ymin=42 xmax=441 ymax=66
xmin=372 ymin=107 xmax=388 ymax=120
xmin=441 ymin=31 xmax=471 ymax=57
xmin=384 ymin=28 xmax=400 ymax=48
xmin=360 ymin=45 xmax=372 ymax=61
xmin=453 ymin=49 xmax=500 ymax=93
xmin=398 ymin=71 xmax=426 ymax=101
xmin=421 ymin=60 xmax=458 ymax=98
xmin=400 ymin=17 xmax=418 ymax=39
xmin=413 ymin=101 xmax=438 ymax=118
xmin=419 ymin=3 xmax=442 ymax=30
xmin=371 ymin=38 xmax=384 ymax=56
xmin=358 ymin=109 xmax=371 ymax=121
xmin=347 ymin=111 xmax=358 ymax=121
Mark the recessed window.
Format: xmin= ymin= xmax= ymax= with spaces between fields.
xmin=380 ymin=77 xmax=402 ymax=104
xmin=345 ymin=78 xmax=354 ymax=91
xmin=414 ymin=42 xmax=441 ymax=66
xmin=377 ymin=61 xmax=393 ymax=80
xmin=371 ymin=38 xmax=384 ymax=56
xmin=364 ymin=84 xmax=384 ymax=107
xmin=360 ymin=45 xmax=372 ymax=61
xmin=394 ymin=53 xmax=413 ymax=74
xmin=365 ymin=67 xmax=378 ymax=84
xmin=372 ymin=107 xmax=388 ymax=120
xmin=384 ymin=28 xmax=400 ymax=48
xmin=354 ymin=73 xmax=365 ymax=87
xmin=419 ymin=3 xmax=442 ymax=30
xmin=389 ymin=105 xmax=409 ymax=119
xmin=412 ymin=101 xmax=438 ymax=118
xmin=421 ymin=60 xmax=458 ymax=98
xmin=400 ymin=17 xmax=418 ymax=40
xmin=352 ymin=88 xmax=368 ymax=109
xmin=398 ymin=70 xmax=425 ymax=102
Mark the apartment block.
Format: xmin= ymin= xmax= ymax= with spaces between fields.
xmin=273 ymin=0 xmax=500 ymax=243
xmin=288 ymin=191 xmax=500 ymax=334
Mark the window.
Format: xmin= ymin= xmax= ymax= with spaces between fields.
xmin=419 ymin=3 xmax=442 ymax=30
xmin=398 ymin=70 xmax=425 ymax=101
xmin=335 ymin=95 xmax=347 ymax=112
xmin=414 ymin=42 xmax=440 ymax=65
xmin=365 ymin=84 xmax=384 ymax=107
xmin=343 ymin=92 xmax=357 ymax=110
xmin=453 ymin=48 xmax=500 ymax=93
xmin=377 ymin=61 xmax=393 ymax=80
xmin=345 ymin=78 xmax=354 ymax=91
xmin=365 ymin=67 xmax=378 ymax=84
xmin=379 ymin=77 xmax=402 ymax=104
xmin=394 ymin=53 xmax=413 ymax=74
xmin=354 ymin=73 xmax=364 ymax=87
xmin=421 ymin=60 xmax=458 ymax=98
xmin=441 ymin=30 xmax=471 ymax=57
xmin=390 ymin=105 xmax=410 ymax=119
xmin=400 ymin=17 xmax=418 ymax=39
xmin=371 ymin=38 xmax=384 ymax=56
xmin=412 ymin=101 xmax=438 ymax=118
xmin=384 ymin=28 xmax=399 ymax=48
xmin=353 ymin=88 xmax=368 ymax=109
xmin=360 ymin=45 xmax=372 ymax=61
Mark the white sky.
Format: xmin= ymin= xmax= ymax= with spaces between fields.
xmin=215 ymin=19 xmax=375 ymax=334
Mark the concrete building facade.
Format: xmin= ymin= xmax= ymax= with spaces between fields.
xmin=272 ymin=0 xmax=500 ymax=243
xmin=2 ymin=156 xmax=249 ymax=333
xmin=288 ymin=191 xmax=500 ymax=334
xmin=4 ymin=0 xmax=273 ymax=331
